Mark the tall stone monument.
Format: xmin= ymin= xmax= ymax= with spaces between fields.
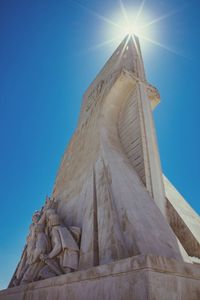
xmin=1 ymin=35 xmax=200 ymax=300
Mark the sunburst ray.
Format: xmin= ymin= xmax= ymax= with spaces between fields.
xmin=119 ymin=0 xmax=129 ymax=25
xmin=141 ymin=7 xmax=184 ymax=29
xmin=134 ymin=0 xmax=146 ymax=25
xmin=70 ymin=0 xmax=122 ymax=29
xmin=141 ymin=36 xmax=184 ymax=56
xmin=70 ymin=0 xmax=184 ymax=57
xmin=88 ymin=36 xmax=123 ymax=52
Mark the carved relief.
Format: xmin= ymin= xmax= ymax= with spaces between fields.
xmin=86 ymin=80 xmax=105 ymax=113
xmin=12 ymin=210 xmax=43 ymax=286
xmin=84 ymin=70 xmax=121 ymax=117
xmin=11 ymin=197 xmax=81 ymax=286
xmin=39 ymin=209 xmax=80 ymax=279
xmin=146 ymin=84 xmax=160 ymax=109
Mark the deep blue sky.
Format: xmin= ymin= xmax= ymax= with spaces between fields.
xmin=0 ymin=0 xmax=200 ymax=289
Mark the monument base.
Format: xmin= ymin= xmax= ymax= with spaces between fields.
xmin=1 ymin=255 xmax=200 ymax=300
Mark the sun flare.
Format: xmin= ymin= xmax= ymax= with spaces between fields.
xmin=111 ymin=9 xmax=152 ymax=40
xmin=72 ymin=0 xmax=181 ymax=55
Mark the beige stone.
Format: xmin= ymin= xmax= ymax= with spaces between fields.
xmin=1 ymin=255 xmax=200 ymax=300
xmin=4 ymin=35 xmax=200 ymax=298
xmin=164 ymin=175 xmax=200 ymax=259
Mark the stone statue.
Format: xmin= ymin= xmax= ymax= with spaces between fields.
xmin=10 ymin=196 xmax=81 ymax=286
xmin=12 ymin=210 xmax=42 ymax=286
xmin=20 ymin=223 xmax=50 ymax=284
xmin=39 ymin=210 xmax=80 ymax=279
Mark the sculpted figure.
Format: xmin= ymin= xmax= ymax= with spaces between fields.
xmin=12 ymin=211 xmax=41 ymax=286
xmin=26 ymin=211 xmax=42 ymax=264
xmin=38 ymin=196 xmax=57 ymax=226
xmin=40 ymin=211 xmax=80 ymax=279
xmin=10 ymin=196 xmax=81 ymax=285
xmin=20 ymin=223 xmax=50 ymax=284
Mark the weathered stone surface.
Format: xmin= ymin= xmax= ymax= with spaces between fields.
xmin=49 ymin=67 xmax=185 ymax=270
xmin=4 ymin=34 xmax=200 ymax=299
xmin=1 ymin=255 xmax=200 ymax=300
xmin=9 ymin=198 xmax=81 ymax=287
xmin=164 ymin=175 xmax=200 ymax=259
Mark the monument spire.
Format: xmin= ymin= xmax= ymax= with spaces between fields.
xmin=51 ymin=35 xmax=182 ymax=266
xmin=2 ymin=35 xmax=200 ymax=300
xmin=78 ymin=33 xmax=166 ymax=217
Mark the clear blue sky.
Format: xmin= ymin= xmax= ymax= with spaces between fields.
xmin=0 ymin=0 xmax=200 ymax=289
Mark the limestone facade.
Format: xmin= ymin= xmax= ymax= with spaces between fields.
xmin=2 ymin=35 xmax=200 ymax=299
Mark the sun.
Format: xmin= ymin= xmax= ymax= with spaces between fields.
xmin=113 ymin=9 xmax=151 ymax=40
xmin=72 ymin=0 xmax=181 ymax=55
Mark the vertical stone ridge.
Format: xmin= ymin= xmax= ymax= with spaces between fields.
xmin=78 ymin=172 xmax=99 ymax=269
xmin=118 ymin=84 xmax=146 ymax=186
xmin=95 ymin=157 xmax=129 ymax=264
xmin=92 ymin=168 xmax=100 ymax=266
xmin=136 ymin=83 xmax=153 ymax=196
xmin=137 ymin=81 xmax=166 ymax=216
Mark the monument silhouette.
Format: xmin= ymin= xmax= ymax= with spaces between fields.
xmin=1 ymin=35 xmax=200 ymax=300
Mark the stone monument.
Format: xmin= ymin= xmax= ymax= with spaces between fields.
xmin=1 ymin=35 xmax=200 ymax=300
